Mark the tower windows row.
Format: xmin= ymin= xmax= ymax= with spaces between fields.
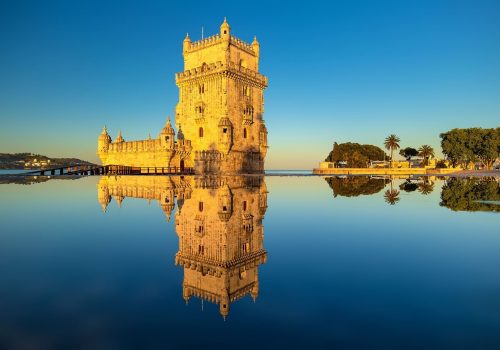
xmin=243 ymin=106 xmax=253 ymax=117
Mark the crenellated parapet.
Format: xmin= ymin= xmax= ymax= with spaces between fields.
xmin=176 ymin=61 xmax=268 ymax=88
xmin=98 ymin=18 xmax=267 ymax=174
xmin=97 ymin=118 xmax=192 ymax=169
xmin=229 ymin=35 xmax=255 ymax=54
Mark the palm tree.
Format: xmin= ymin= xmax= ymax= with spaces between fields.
xmin=384 ymin=134 xmax=401 ymax=167
xmin=418 ymin=145 xmax=435 ymax=166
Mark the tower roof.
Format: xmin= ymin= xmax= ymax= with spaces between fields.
xmin=160 ymin=117 xmax=175 ymax=135
xmin=114 ymin=130 xmax=124 ymax=143
xmin=177 ymin=124 xmax=185 ymax=140
xmin=99 ymin=125 xmax=112 ymax=143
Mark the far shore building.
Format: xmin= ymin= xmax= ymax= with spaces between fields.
xmin=97 ymin=19 xmax=268 ymax=174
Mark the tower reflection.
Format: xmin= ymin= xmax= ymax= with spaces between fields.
xmin=97 ymin=175 xmax=268 ymax=319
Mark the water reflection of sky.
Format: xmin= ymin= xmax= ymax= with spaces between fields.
xmin=0 ymin=176 xmax=499 ymax=349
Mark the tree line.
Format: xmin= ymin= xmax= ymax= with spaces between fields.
xmin=440 ymin=128 xmax=499 ymax=169
xmin=324 ymin=127 xmax=499 ymax=169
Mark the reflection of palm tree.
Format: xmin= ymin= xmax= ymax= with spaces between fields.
xmin=384 ymin=189 xmax=400 ymax=205
xmin=384 ymin=134 xmax=401 ymax=166
xmin=384 ymin=178 xmax=400 ymax=205
xmin=418 ymin=179 xmax=434 ymax=195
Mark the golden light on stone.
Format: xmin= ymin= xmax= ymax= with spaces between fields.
xmin=97 ymin=19 xmax=268 ymax=174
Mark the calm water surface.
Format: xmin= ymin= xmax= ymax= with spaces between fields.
xmin=0 ymin=175 xmax=499 ymax=349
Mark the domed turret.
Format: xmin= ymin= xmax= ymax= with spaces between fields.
xmin=219 ymin=290 xmax=230 ymax=320
xmin=183 ymin=33 xmax=191 ymax=53
xmin=114 ymin=130 xmax=124 ymax=143
xmin=177 ymin=124 xmax=185 ymax=141
xmin=220 ymin=17 xmax=230 ymax=40
xmin=98 ymin=126 xmax=112 ymax=152
xmin=97 ymin=184 xmax=111 ymax=212
xmin=160 ymin=117 xmax=175 ymax=148
xmin=252 ymin=36 xmax=260 ymax=69
xmin=218 ymin=183 xmax=233 ymax=221
xmin=218 ymin=117 xmax=233 ymax=154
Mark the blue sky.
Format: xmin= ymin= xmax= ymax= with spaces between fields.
xmin=0 ymin=0 xmax=499 ymax=169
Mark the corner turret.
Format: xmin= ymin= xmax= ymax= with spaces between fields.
xmin=97 ymin=126 xmax=112 ymax=152
xmin=252 ymin=36 xmax=260 ymax=68
xmin=183 ymin=33 xmax=191 ymax=53
xmin=159 ymin=117 xmax=176 ymax=148
xmin=114 ymin=130 xmax=124 ymax=143
xmin=218 ymin=117 xmax=233 ymax=154
xmin=220 ymin=17 xmax=230 ymax=41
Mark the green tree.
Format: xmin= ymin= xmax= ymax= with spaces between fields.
xmin=418 ymin=145 xmax=435 ymax=166
xmin=325 ymin=142 xmax=386 ymax=168
xmin=440 ymin=128 xmax=499 ymax=169
xmin=384 ymin=134 xmax=401 ymax=166
xmin=399 ymin=147 xmax=418 ymax=162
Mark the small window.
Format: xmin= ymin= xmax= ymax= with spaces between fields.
xmin=199 ymin=202 xmax=204 ymax=212
xmin=224 ymin=30 xmax=227 ymax=34
xmin=243 ymin=128 xmax=247 ymax=139
xmin=166 ymin=136 xmax=169 ymax=141
xmin=198 ymin=245 xmax=204 ymax=255
xmin=243 ymin=201 xmax=247 ymax=211
xmin=222 ymin=205 xmax=227 ymax=211
xmin=199 ymin=127 xmax=204 ymax=138
xmin=223 ymin=128 xmax=227 ymax=133
xmin=199 ymin=84 xmax=205 ymax=94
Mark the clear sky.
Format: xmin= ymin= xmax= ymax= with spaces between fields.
xmin=1 ymin=0 xmax=499 ymax=169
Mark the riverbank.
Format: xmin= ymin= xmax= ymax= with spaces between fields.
xmin=312 ymin=167 xmax=499 ymax=178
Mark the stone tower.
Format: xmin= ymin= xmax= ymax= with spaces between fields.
xmin=175 ymin=18 xmax=268 ymax=174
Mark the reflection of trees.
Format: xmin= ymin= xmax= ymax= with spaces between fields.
xmin=384 ymin=179 xmax=400 ymax=205
xmin=399 ymin=178 xmax=435 ymax=195
xmin=325 ymin=176 xmax=388 ymax=197
xmin=418 ymin=179 xmax=435 ymax=195
xmin=399 ymin=179 xmax=418 ymax=192
xmin=384 ymin=189 xmax=400 ymax=205
xmin=440 ymin=177 xmax=499 ymax=212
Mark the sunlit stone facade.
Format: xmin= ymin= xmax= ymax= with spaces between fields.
xmin=96 ymin=175 xmax=268 ymax=318
xmin=97 ymin=18 xmax=268 ymax=174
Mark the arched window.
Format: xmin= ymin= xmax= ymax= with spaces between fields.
xmin=243 ymin=128 xmax=247 ymax=139
xmin=199 ymin=127 xmax=204 ymax=138
xmin=199 ymin=202 xmax=204 ymax=212
xmin=243 ymin=201 xmax=247 ymax=211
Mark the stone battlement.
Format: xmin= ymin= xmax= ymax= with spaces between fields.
xmin=187 ymin=34 xmax=256 ymax=56
xmin=107 ymin=139 xmax=191 ymax=153
xmin=176 ymin=61 xmax=267 ymax=86
xmin=229 ymin=35 xmax=254 ymax=54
